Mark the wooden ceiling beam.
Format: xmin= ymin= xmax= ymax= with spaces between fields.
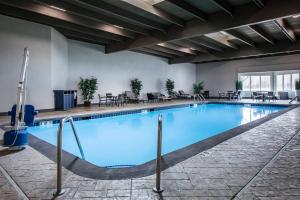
xmin=56 ymin=28 xmax=114 ymax=44
xmin=131 ymin=49 xmax=170 ymax=59
xmin=0 ymin=3 xmax=125 ymax=42
xmin=107 ymin=0 xmax=300 ymax=53
xmin=188 ymin=38 xmax=223 ymax=52
xmin=248 ymin=24 xmax=275 ymax=45
xmin=172 ymin=40 xmax=210 ymax=54
xmin=209 ymin=0 xmax=233 ymax=16
xmin=77 ymin=0 xmax=166 ymax=32
xmin=150 ymin=45 xmax=187 ymax=56
xmin=274 ymin=18 xmax=296 ymax=42
xmin=36 ymin=0 xmax=150 ymax=35
xmin=0 ymin=0 xmax=136 ymax=39
xmin=170 ymin=40 xmax=300 ymax=64
xmin=157 ymin=43 xmax=197 ymax=55
xmin=202 ymin=35 xmax=238 ymax=49
xmin=164 ymin=0 xmax=207 ymax=21
xmin=137 ymin=48 xmax=176 ymax=58
xmin=252 ymin=0 xmax=264 ymax=8
xmin=120 ymin=0 xmax=184 ymax=27
xmin=225 ymin=29 xmax=256 ymax=47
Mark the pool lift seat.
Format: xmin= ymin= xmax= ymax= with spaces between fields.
xmin=3 ymin=48 xmax=33 ymax=150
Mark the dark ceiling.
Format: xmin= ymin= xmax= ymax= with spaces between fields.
xmin=0 ymin=0 xmax=300 ymax=64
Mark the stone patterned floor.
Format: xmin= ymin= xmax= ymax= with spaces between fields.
xmin=0 ymin=106 xmax=299 ymax=199
xmin=0 ymin=168 xmax=24 ymax=200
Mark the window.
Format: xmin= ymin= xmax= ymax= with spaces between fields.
xmin=284 ymin=74 xmax=291 ymax=91
xmin=240 ymin=76 xmax=250 ymax=91
xmin=250 ymin=76 xmax=260 ymax=91
xmin=276 ymin=72 xmax=300 ymax=91
xmin=261 ymin=76 xmax=271 ymax=91
xmin=239 ymin=74 xmax=272 ymax=91
xmin=276 ymin=75 xmax=283 ymax=91
xmin=240 ymin=71 xmax=300 ymax=92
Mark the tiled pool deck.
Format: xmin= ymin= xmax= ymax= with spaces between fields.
xmin=0 ymin=100 xmax=299 ymax=199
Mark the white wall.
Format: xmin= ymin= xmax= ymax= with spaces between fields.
xmin=67 ymin=40 xmax=196 ymax=104
xmin=0 ymin=14 xmax=196 ymax=112
xmin=51 ymin=29 xmax=69 ymax=90
xmin=0 ymin=15 xmax=53 ymax=112
xmin=196 ymin=55 xmax=300 ymax=97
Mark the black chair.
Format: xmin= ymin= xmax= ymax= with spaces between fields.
xmin=124 ymin=91 xmax=139 ymax=103
xmin=106 ymin=93 xmax=114 ymax=106
xmin=266 ymin=92 xmax=277 ymax=101
xmin=147 ymin=93 xmax=159 ymax=103
xmin=252 ymin=92 xmax=263 ymax=100
xmin=232 ymin=91 xmax=241 ymax=100
xmin=114 ymin=94 xmax=125 ymax=106
xmin=278 ymin=92 xmax=289 ymax=100
xmin=98 ymin=94 xmax=106 ymax=107
xmin=227 ymin=91 xmax=234 ymax=100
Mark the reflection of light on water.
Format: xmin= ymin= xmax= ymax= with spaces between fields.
xmin=241 ymin=107 xmax=272 ymax=125
xmin=241 ymin=107 xmax=252 ymax=124
xmin=39 ymin=121 xmax=54 ymax=128
xmin=141 ymin=109 xmax=149 ymax=115
xmin=193 ymin=104 xmax=197 ymax=108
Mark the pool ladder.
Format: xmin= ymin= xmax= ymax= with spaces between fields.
xmin=289 ymin=96 xmax=298 ymax=104
xmin=54 ymin=116 xmax=85 ymax=197
xmin=195 ymin=94 xmax=206 ymax=103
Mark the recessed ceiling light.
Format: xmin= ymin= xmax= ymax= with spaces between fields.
xmin=113 ymin=25 xmax=124 ymax=29
xmin=293 ymin=15 xmax=300 ymax=18
xmin=50 ymin=5 xmax=66 ymax=12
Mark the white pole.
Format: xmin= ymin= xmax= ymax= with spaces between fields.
xmin=15 ymin=48 xmax=29 ymax=129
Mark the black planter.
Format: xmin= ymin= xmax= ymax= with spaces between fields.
xmin=84 ymin=101 xmax=91 ymax=106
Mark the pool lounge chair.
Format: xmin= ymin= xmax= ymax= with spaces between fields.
xmin=178 ymin=90 xmax=192 ymax=99
xmin=124 ymin=91 xmax=139 ymax=103
xmin=157 ymin=93 xmax=172 ymax=102
xmin=147 ymin=93 xmax=159 ymax=103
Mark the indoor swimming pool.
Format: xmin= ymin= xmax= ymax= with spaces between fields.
xmin=28 ymin=103 xmax=286 ymax=168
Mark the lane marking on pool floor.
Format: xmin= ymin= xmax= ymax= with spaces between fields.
xmin=0 ymin=161 xmax=29 ymax=200
xmin=231 ymin=128 xmax=300 ymax=200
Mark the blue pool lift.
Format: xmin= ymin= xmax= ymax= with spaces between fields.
xmin=3 ymin=48 xmax=36 ymax=150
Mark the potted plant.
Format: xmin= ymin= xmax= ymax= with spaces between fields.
xmin=130 ymin=78 xmax=143 ymax=97
xmin=166 ymin=79 xmax=175 ymax=97
xmin=296 ymin=80 xmax=300 ymax=101
xmin=78 ymin=77 xmax=98 ymax=106
xmin=193 ymin=81 xmax=204 ymax=95
xmin=235 ymin=80 xmax=243 ymax=91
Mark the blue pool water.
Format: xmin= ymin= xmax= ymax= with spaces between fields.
xmin=28 ymin=104 xmax=285 ymax=167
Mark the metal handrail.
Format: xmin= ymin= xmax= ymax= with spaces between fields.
xmin=194 ymin=94 xmax=206 ymax=103
xmin=153 ymin=114 xmax=164 ymax=193
xmin=199 ymin=94 xmax=206 ymax=102
xmin=54 ymin=116 xmax=85 ymax=197
xmin=289 ymin=96 xmax=298 ymax=104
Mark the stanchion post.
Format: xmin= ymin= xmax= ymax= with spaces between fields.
xmin=153 ymin=114 xmax=164 ymax=193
